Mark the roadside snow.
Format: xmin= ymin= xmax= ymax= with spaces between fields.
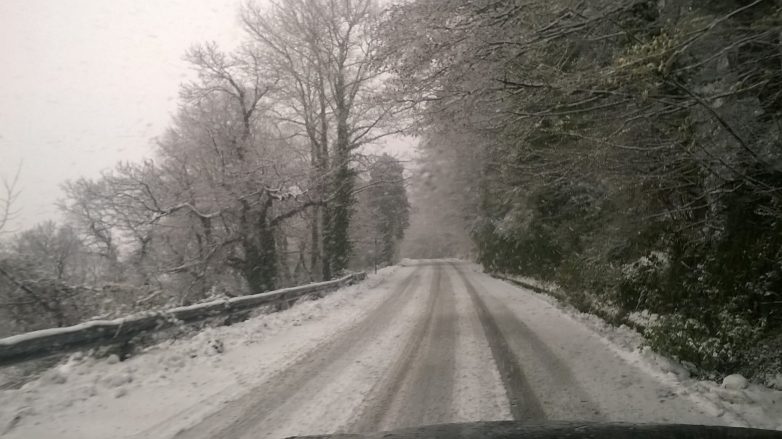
xmin=722 ymin=374 xmax=749 ymax=391
xmin=0 ymin=267 xmax=402 ymax=438
xmin=472 ymin=265 xmax=782 ymax=431
xmin=0 ymin=274 xmax=361 ymax=351
xmin=5 ymin=261 xmax=780 ymax=437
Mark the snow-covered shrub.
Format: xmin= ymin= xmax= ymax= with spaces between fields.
xmin=616 ymin=251 xmax=670 ymax=312
xmin=645 ymin=311 xmax=765 ymax=374
xmin=740 ymin=330 xmax=782 ymax=387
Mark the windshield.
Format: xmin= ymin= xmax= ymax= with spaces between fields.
xmin=1 ymin=1 xmax=781 ymax=438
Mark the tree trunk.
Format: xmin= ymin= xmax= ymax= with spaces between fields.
xmin=326 ymin=65 xmax=355 ymax=276
xmin=242 ymin=222 xmax=276 ymax=294
xmin=239 ymin=199 xmax=277 ymax=294
xmin=310 ymin=205 xmax=321 ymax=281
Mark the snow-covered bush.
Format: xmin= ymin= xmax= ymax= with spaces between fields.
xmin=616 ymin=251 xmax=670 ymax=313
xmin=645 ymin=311 xmax=765 ymax=374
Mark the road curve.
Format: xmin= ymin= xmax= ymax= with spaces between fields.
xmin=170 ymin=260 xmax=729 ymax=438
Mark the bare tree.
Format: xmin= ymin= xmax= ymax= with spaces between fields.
xmin=61 ymin=177 xmax=125 ymax=282
xmin=242 ymin=0 xmax=400 ymax=279
xmin=0 ymin=164 xmax=21 ymax=235
xmin=13 ymin=221 xmax=85 ymax=282
xmin=179 ymin=42 xmax=325 ymax=295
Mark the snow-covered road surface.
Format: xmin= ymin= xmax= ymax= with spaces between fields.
xmin=3 ymin=259 xmax=778 ymax=438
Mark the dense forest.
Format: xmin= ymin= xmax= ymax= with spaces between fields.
xmin=384 ymin=0 xmax=782 ymax=383
xmin=1 ymin=0 xmax=781 ymax=384
xmin=0 ymin=1 xmax=409 ymax=337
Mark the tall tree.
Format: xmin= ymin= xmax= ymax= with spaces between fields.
xmin=367 ymin=154 xmax=410 ymax=264
xmin=242 ymin=0 xmax=398 ymax=279
xmin=61 ymin=44 xmax=318 ymax=298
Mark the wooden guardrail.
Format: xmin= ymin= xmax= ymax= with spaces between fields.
xmin=0 ymin=272 xmax=366 ymax=365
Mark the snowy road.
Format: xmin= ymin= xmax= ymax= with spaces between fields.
xmin=169 ymin=260 xmax=727 ymax=438
xmin=4 ymin=259 xmax=752 ymax=438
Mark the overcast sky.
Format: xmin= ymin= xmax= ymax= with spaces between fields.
xmin=0 ymin=0 xmax=416 ymax=236
xmin=0 ymin=0 xmax=246 ymax=233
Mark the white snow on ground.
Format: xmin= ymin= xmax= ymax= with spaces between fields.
xmin=467 ymin=264 xmax=782 ymax=431
xmin=3 ymin=260 xmax=781 ymax=438
xmin=0 ymin=266 xmax=404 ymax=438
xmin=257 ymin=267 xmax=435 ymax=438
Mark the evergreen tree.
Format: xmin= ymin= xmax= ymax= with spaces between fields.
xmin=368 ymin=155 xmax=410 ymax=265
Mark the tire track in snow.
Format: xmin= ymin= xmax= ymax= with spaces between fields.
xmin=170 ymin=266 xmax=424 ymax=439
xmin=452 ymin=264 xmax=546 ymax=421
xmin=447 ymin=263 xmax=513 ymax=422
xmin=347 ymin=261 xmax=457 ymax=432
xmin=454 ymin=263 xmax=604 ymax=421
xmin=386 ymin=263 xmax=456 ymax=428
